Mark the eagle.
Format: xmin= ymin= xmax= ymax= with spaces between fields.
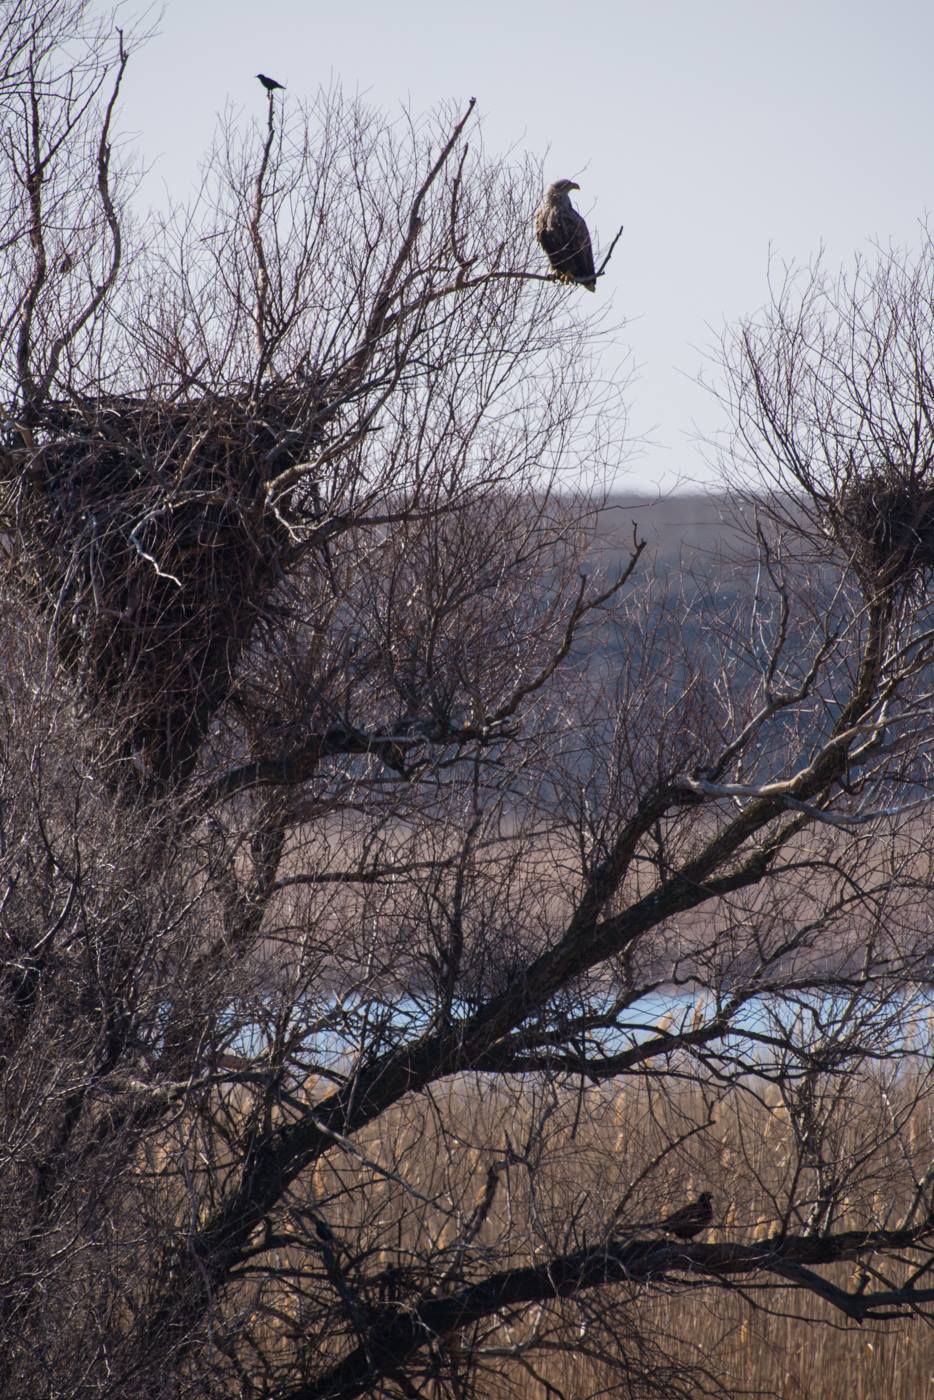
xmin=534 ymin=179 xmax=597 ymax=291
xmin=659 ymin=1191 xmax=714 ymax=1240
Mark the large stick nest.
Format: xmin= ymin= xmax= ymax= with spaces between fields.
xmin=2 ymin=385 xmax=329 ymax=790
xmin=831 ymin=465 xmax=934 ymax=597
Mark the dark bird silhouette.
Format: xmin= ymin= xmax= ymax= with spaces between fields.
xmin=256 ymin=73 xmax=285 ymax=92
xmin=659 ymin=1191 xmax=714 ymax=1240
xmin=534 ymin=178 xmax=597 ymax=291
xmin=313 ymin=1216 xmax=337 ymax=1247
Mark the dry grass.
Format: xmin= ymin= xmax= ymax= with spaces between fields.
xmin=206 ymin=1063 xmax=934 ymax=1397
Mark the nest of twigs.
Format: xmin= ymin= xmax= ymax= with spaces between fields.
xmin=833 ymin=467 xmax=934 ymax=597
xmin=2 ymin=385 xmax=329 ymax=790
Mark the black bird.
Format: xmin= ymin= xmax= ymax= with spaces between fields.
xmin=659 ymin=1191 xmax=714 ymax=1240
xmin=256 ymin=73 xmax=285 ymax=92
xmin=313 ymin=1216 xmax=336 ymax=1246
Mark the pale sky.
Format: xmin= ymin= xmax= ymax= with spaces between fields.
xmin=117 ymin=0 xmax=934 ymax=491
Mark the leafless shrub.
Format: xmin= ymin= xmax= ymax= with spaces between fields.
xmin=2 ymin=6 xmax=934 ymax=1400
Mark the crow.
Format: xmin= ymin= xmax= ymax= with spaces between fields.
xmin=256 ymin=73 xmax=285 ymax=92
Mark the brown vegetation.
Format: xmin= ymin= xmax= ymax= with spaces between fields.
xmin=2 ymin=4 xmax=934 ymax=1398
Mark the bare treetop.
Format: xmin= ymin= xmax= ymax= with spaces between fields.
xmin=0 ymin=7 xmax=933 ymax=1400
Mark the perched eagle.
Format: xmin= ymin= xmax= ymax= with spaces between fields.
xmin=534 ymin=179 xmax=597 ymax=291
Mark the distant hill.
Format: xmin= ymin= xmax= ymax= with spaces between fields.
xmin=593 ymin=493 xmax=748 ymax=579
xmin=583 ymin=494 xmax=786 ymax=690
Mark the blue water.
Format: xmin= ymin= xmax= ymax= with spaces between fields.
xmin=224 ymin=983 xmax=934 ymax=1074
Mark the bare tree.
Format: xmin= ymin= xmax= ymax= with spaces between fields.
xmin=2 ymin=6 xmax=934 ymax=1398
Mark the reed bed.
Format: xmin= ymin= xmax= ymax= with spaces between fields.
xmin=200 ymin=1060 xmax=934 ymax=1397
